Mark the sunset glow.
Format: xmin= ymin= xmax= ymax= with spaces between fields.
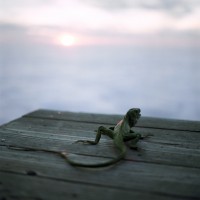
xmin=59 ymin=34 xmax=76 ymax=46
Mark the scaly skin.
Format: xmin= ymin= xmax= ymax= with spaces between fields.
xmin=66 ymin=108 xmax=145 ymax=167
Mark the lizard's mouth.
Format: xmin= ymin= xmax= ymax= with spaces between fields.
xmin=135 ymin=110 xmax=141 ymax=119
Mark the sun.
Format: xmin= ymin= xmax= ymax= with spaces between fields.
xmin=59 ymin=34 xmax=76 ymax=46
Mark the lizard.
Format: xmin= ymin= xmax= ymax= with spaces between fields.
xmin=64 ymin=108 xmax=149 ymax=167
xmin=6 ymin=108 xmax=149 ymax=167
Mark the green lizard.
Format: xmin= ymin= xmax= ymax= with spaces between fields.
xmin=7 ymin=108 xmax=149 ymax=168
xmin=63 ymin=108 xmax=148 ymax=167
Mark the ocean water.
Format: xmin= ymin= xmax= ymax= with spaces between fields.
xmin=0 ymin=44 xmax=200 ymax=125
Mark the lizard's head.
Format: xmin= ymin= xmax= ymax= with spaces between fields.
xmin=125 ymin=108 xmax=141 ymax=127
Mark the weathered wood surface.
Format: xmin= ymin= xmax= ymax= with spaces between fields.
xmin=0 ymin=109 xmax=200 ymax=200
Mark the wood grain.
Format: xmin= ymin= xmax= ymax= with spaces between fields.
xmin=0 ymin=109 xmax=200 ymax=200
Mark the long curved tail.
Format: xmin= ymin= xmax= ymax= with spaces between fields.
xmin=62 ymin=143 xmax=126 ymax=168
xmin=6 ymin=143 xmax=127 ymax=167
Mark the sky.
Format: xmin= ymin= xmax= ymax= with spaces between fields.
xmin=0 ymin=0 xmax=200 ymax=124
xmin=1 ymin=0 xmax=200 ymax=46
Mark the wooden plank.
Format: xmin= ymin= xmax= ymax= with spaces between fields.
xmin=1 ymin=116 xmax=200 ymax=169
xmin=2 ymin=115 xmax=200 ymax=149
xmin=0 ymin=148 xmax=200 ymax=199
xmin=1 ymin=109 xmax=200 ymax=200
xmin=1 ymin=171 xmax=188 ymax=200
xmin=1 ymin=126 xmax=200 ymax=168
xmin=22 ymin=109 xmax=200 ymax=132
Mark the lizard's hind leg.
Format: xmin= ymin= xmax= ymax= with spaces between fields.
xmin=75 ymin=126 xmax=114 ymax=145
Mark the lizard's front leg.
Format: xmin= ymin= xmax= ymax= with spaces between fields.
xmin=123 ymin=132 xmax=142 ymax=150
xmin=129 ymin=134 xmax=141 ymax=150
xmin=75 ymin=126 xmax=114 ymax=145
xmin=127 ymin=133 xmax=153 ymax=149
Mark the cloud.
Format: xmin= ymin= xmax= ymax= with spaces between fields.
xmin=0 ymin=23 xmax=28 ymax=44
xmin=0 ymin=0 xmax=199 ymax=46
xmin=83 ymin=0 xmax=200 ymax=16
xmin=0 ymin=23 xmax=26 ymax=32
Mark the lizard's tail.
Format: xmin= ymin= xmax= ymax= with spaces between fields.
xmin=62 ymin=141 xmax=126 ymax=168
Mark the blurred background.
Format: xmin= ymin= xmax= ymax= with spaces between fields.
xmin=0 ymin=0 xmax=200 ymax=125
